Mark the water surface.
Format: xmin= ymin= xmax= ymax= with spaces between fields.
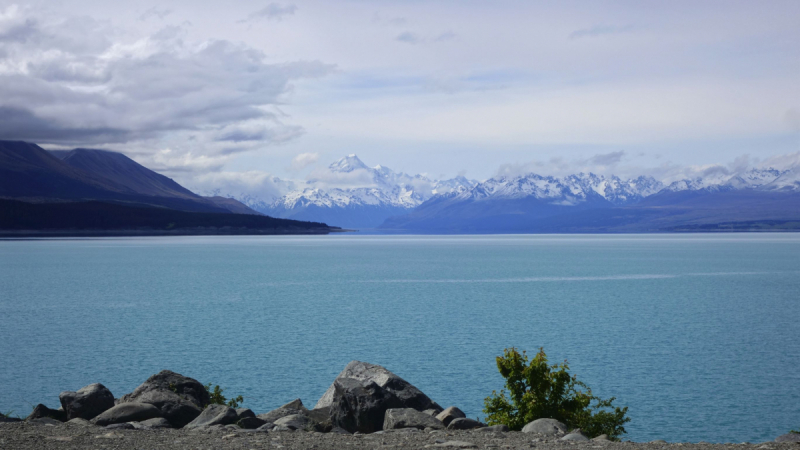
xmin=1 ymin=234 xmax=798 ymax=442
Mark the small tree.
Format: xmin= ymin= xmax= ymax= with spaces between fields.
xmin=483 ymin=347 xmax=630 ymax=439
xmin=204 ymin=384 xmax=244 ymax=409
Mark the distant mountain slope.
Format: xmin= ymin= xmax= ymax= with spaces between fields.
xmin=381 ymin=169 xmax=800 ymax=233
xmin=53 ymin=148 xmax=199 ymax=199
xmin=0 ymin=140 xmax=259 ymax=215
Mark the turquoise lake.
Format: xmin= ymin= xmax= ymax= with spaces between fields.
xmin=1 ymin=234 xmax=798 ymax=442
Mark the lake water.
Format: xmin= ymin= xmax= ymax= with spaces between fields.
xmin=1 ymin=234 xmax=798 ymax=442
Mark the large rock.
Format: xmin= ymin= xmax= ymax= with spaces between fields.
xmin=90 ymin=402 xmax=162 ymax=426
xmin=436 ymin=407 xmax=466 ymax=427
xmin=317 ymin=361 xmax=442 ymax=433
xmin=118 ymin=370 xmax=210 ymax=428
xmin=275 ymin=414 xmax=322 ymax=431
xmin=26 ymin=404 xmax=66 ymax=422
xmin=383 ymin=408 xmax=445 ymax=430
xmin=447 ymin=418 xmax=485 ymax=430
xmin=183 ymin=404 xmax=238 ymax=429
xmin=238 ymin=416 xmax=267 ymax=429
xmin=775 ymin=433 xmax=800 ymax=443
xmin=521 ymin=418 xmax=567 ymax=435
xmin=59 ymin=383 xmax=115 ymax=420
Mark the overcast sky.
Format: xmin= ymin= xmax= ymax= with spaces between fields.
xmin=1 ymin=0 xmax=798 ymax=195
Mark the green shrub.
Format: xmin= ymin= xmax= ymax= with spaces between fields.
xmin=483 ymin=347 xmax=630 ymax=440
xmin=204 ymin=383 xmax=244 ymax=409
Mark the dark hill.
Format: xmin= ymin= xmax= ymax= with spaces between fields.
xmin=0 ymin=198 xmax=335 ymax=236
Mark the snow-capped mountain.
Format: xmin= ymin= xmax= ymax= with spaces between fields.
xmin=448 ymin=172 xmax=663 ymax=206
xmin=254 ymin=154 xmax=477 ymax=228
xmin=663 ymin=168 xmax=794 ymax=193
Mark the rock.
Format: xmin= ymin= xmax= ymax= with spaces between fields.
xmin=330 ymin=426 xmax=352 ymax=434
xmin=319 ymin=361 xmax=442 ymax=433
xmin=561 ymin=429 xmax=589 ymax=441
xmin=118 ymin=370 xmax=210 ymax=428
xmin=237 ymin=416 xmax=267 ymax=429
xmin=477 ymin=424 xmax=509 ymax=432
xmin=521 ymin=418 xmax=567 ymax=435
xmin=140 ymin=417 xmax=172 ymax=429
xmin=384 ymin=408 xmax=445 ymax=430
xmin=105 ymin=422 xmax=135 ymax=430
xmin=592 ymin=434 xmax=611 ymax=442
xmin=422 ymin=409 xmax=441 ymax=416
xmin=66 ymin=418 xmax=94 ymax=427
xmin=256 ymin=422 xmax=275 ymax=432
xmin=59 ymin=383 xmax=115 ymax=420
xmin=274 ymin=414 xmax=319 ymax=431
xmin=435 ymin=407 xmax=466 ymax=427
xmin=26 ymin=404 xmax=66 ymax=422
xmin=28 ymin=417 xmax=63 ymax=426
xmin=447 ymin=418 xmax=485 ymax=430
xmin=775 ymin=433 xmax=800 ymax=443
xmin=0 ymin=416 xmax=22 ymax=423
xmin=257 ymin=399 xmax=309 ymax=423
xmin=90 ymin=402 xmax=162 ymax=426
xmin=183 ymin=404 xmax=238 ymax=430
xmin=235 ymin=408 xmax=255 ymax=420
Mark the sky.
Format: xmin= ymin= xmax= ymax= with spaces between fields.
xmin=0 ymin=0 xmax=798 ymax=199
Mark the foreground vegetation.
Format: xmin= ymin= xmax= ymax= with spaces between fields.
xmin=484 ymin=347 xmax=630 ymax=439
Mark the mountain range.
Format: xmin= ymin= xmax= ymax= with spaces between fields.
xmin=207 ymin=153 xmax=800 ymax=232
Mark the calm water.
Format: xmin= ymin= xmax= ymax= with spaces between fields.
xmin=1 ymin=234 xmax=798 ymax=442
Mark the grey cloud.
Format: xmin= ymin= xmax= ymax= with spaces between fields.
xmin=0 ymin=8 xmax=334 ymax=150
xmin=396 ymin=31 xmax=421 ymax=44
xmin=240 ymin=3 xmax=297 ymax=23
xmin=570 ymin=24 xmax=635 ymax=40
xmin=589 ymin=151 xmax=625 ymax=166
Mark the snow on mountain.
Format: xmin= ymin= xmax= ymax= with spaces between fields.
xmin=663 ymin=168 xmax=791 ymax=193
xmin=450 ymin=172 xmax=663 ymax=206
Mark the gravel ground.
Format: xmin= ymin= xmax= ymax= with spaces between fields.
xmin=2 ymin=421 xmax=797 ymax=450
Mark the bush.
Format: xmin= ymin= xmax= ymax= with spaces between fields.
xmin=204 ymin=384 xmax=244 ymax=409
xmin=483 ymin=347 xmax=630 ymax=439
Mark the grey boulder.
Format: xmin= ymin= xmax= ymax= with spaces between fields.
xmin=237 ymin=416 xmax=267 ymax=429
xmin=436 ymin=407 xmax=466 ymax=427
xmin=105 ymin=422 xmax=135 ymax=430
xmin=561 ymin=429 xmax=589 ymax=441
xmin=775 ymin=433 xmax=800 ymax=443
xmin=256 ymin=399 xmax=309 ymax=423
xmin=275 ymin=414 xmax=322 ymax=431
xmin=28 ymin=417 xmax=63 ymax=426
xmin=184 ymin=404 xmax=238 ymax=429
xmin=318 ymin=361 xmax=442 ymax=433
xmin=384 ymin=408 xmax=445 ymax=430
xmin=118 ymin=370 xmax=210 ymax=428
xmin=26 ymin=404 xmax=66 ymax=422
xmin=447 ymin=418 xmax=485 ymax=430
xmin=137 ymin=417 xmax=173 ymax=429
xmin=235 ymin=408 xmax=256 ymax=420
xmin=521 ymin=418 xmax=568 ymax=435
xmin=90 ymin=402 xmax=162 ymax=426
xmin=59 ymin=383 xmax=115 ymax=420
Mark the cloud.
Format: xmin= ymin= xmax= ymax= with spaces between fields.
xmin=569 ymin=24 xmax=635 ymax=40
xmin=184 ymin=170 xmax=297 ymax=203
xmin=434 ymin=31 xmax=456 ymax=42
xmin=290 ymin=152 xmax=319 ymax=171
xmin=139 ymin=7 xmax=172 ymax=21
xmin=240 ymin=3 xmax=297 ymax=23
xmin=0 ymin=5 xmax=334 ymax=173
xmin=396 ymin=31 xmax=421 ymax=44
xmin=589 ymin=151 xmax=625 ymax=166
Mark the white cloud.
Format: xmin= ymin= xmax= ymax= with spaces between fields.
xmin=289 ymin=152 xmax=319 ymax=171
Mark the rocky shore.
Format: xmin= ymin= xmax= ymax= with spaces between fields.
xmin=2 ymin=361 xmax=798 ymax=450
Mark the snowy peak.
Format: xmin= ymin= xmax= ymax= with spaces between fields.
xmin=329 ymin=154 xmax=369 ymax=173
xmin=664 ymin=168 xmax=793 ymax=193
